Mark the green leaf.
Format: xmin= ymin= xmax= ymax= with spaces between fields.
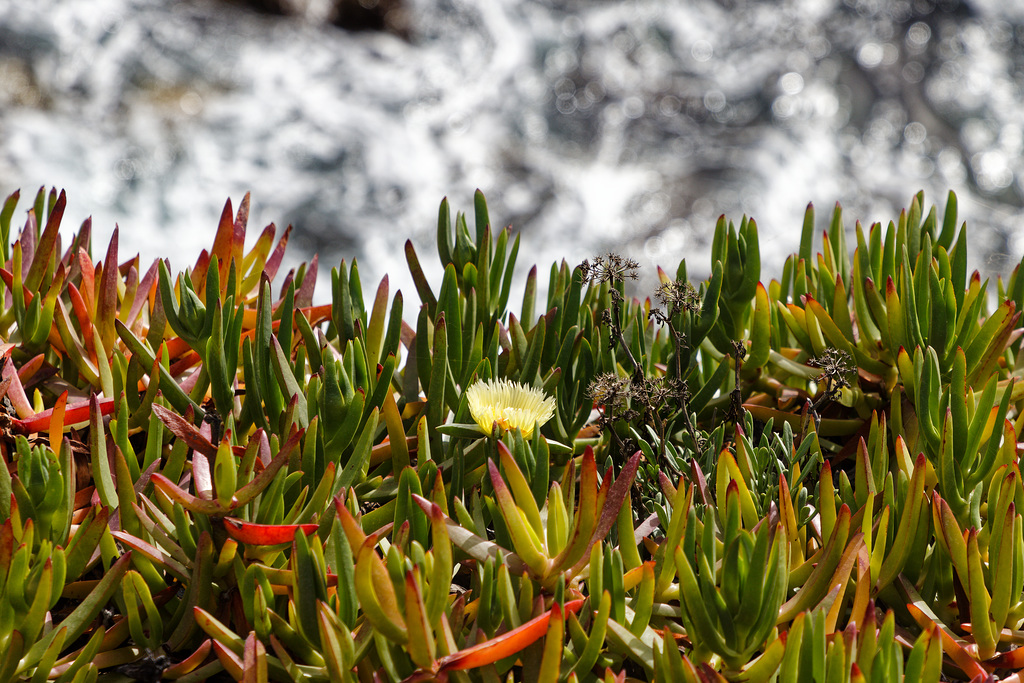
xmin=270 ymin=335 xmax=308 ymax=429
xmin=23 ymin=552 xmax=132 ymax=666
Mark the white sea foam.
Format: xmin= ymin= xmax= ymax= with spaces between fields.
xmin=1 ymin=0 xmax=1022 ymax=307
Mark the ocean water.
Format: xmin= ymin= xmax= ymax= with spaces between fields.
xmin=2 ymin=0 xmax=1023 ymax=304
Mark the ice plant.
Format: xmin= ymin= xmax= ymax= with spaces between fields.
xmin=466 ymin=378 xmax=555 ymax=437
xmin=7 ymin=186 xmax=1024 ymax=682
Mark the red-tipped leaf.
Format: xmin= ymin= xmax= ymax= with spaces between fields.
xmin=437 ymin=599 xmax=584 ymax=672
xmin=222 ymin=517 xmax=318 ymax=545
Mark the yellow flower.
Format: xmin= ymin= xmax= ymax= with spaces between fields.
xmin=466 ymin=379 xmax=556 ymax=438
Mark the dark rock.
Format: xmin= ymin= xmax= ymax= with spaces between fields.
xmin=330 ymin=0 xmax=410 ymax=39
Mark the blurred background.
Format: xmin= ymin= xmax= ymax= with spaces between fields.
xmin=2 ymin=0 xmax=1024 ymax=301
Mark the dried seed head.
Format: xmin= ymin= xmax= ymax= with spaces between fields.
xmin=588 ymin=373 xmax=635 ymax=410
xmin=808 ymin=348 xmax=854 ymax=389
xmin=579 ymin=253 xmax=640 ymax=284
xmin=655 ymin=280 xmax=701 ymax=314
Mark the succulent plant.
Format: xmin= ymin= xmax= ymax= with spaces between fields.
xmin=2 ymin=185 xmax=1024 ymax=681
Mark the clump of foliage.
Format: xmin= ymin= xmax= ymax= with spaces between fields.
xmin=1 ymin=185 xmax=1024 ymax=682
